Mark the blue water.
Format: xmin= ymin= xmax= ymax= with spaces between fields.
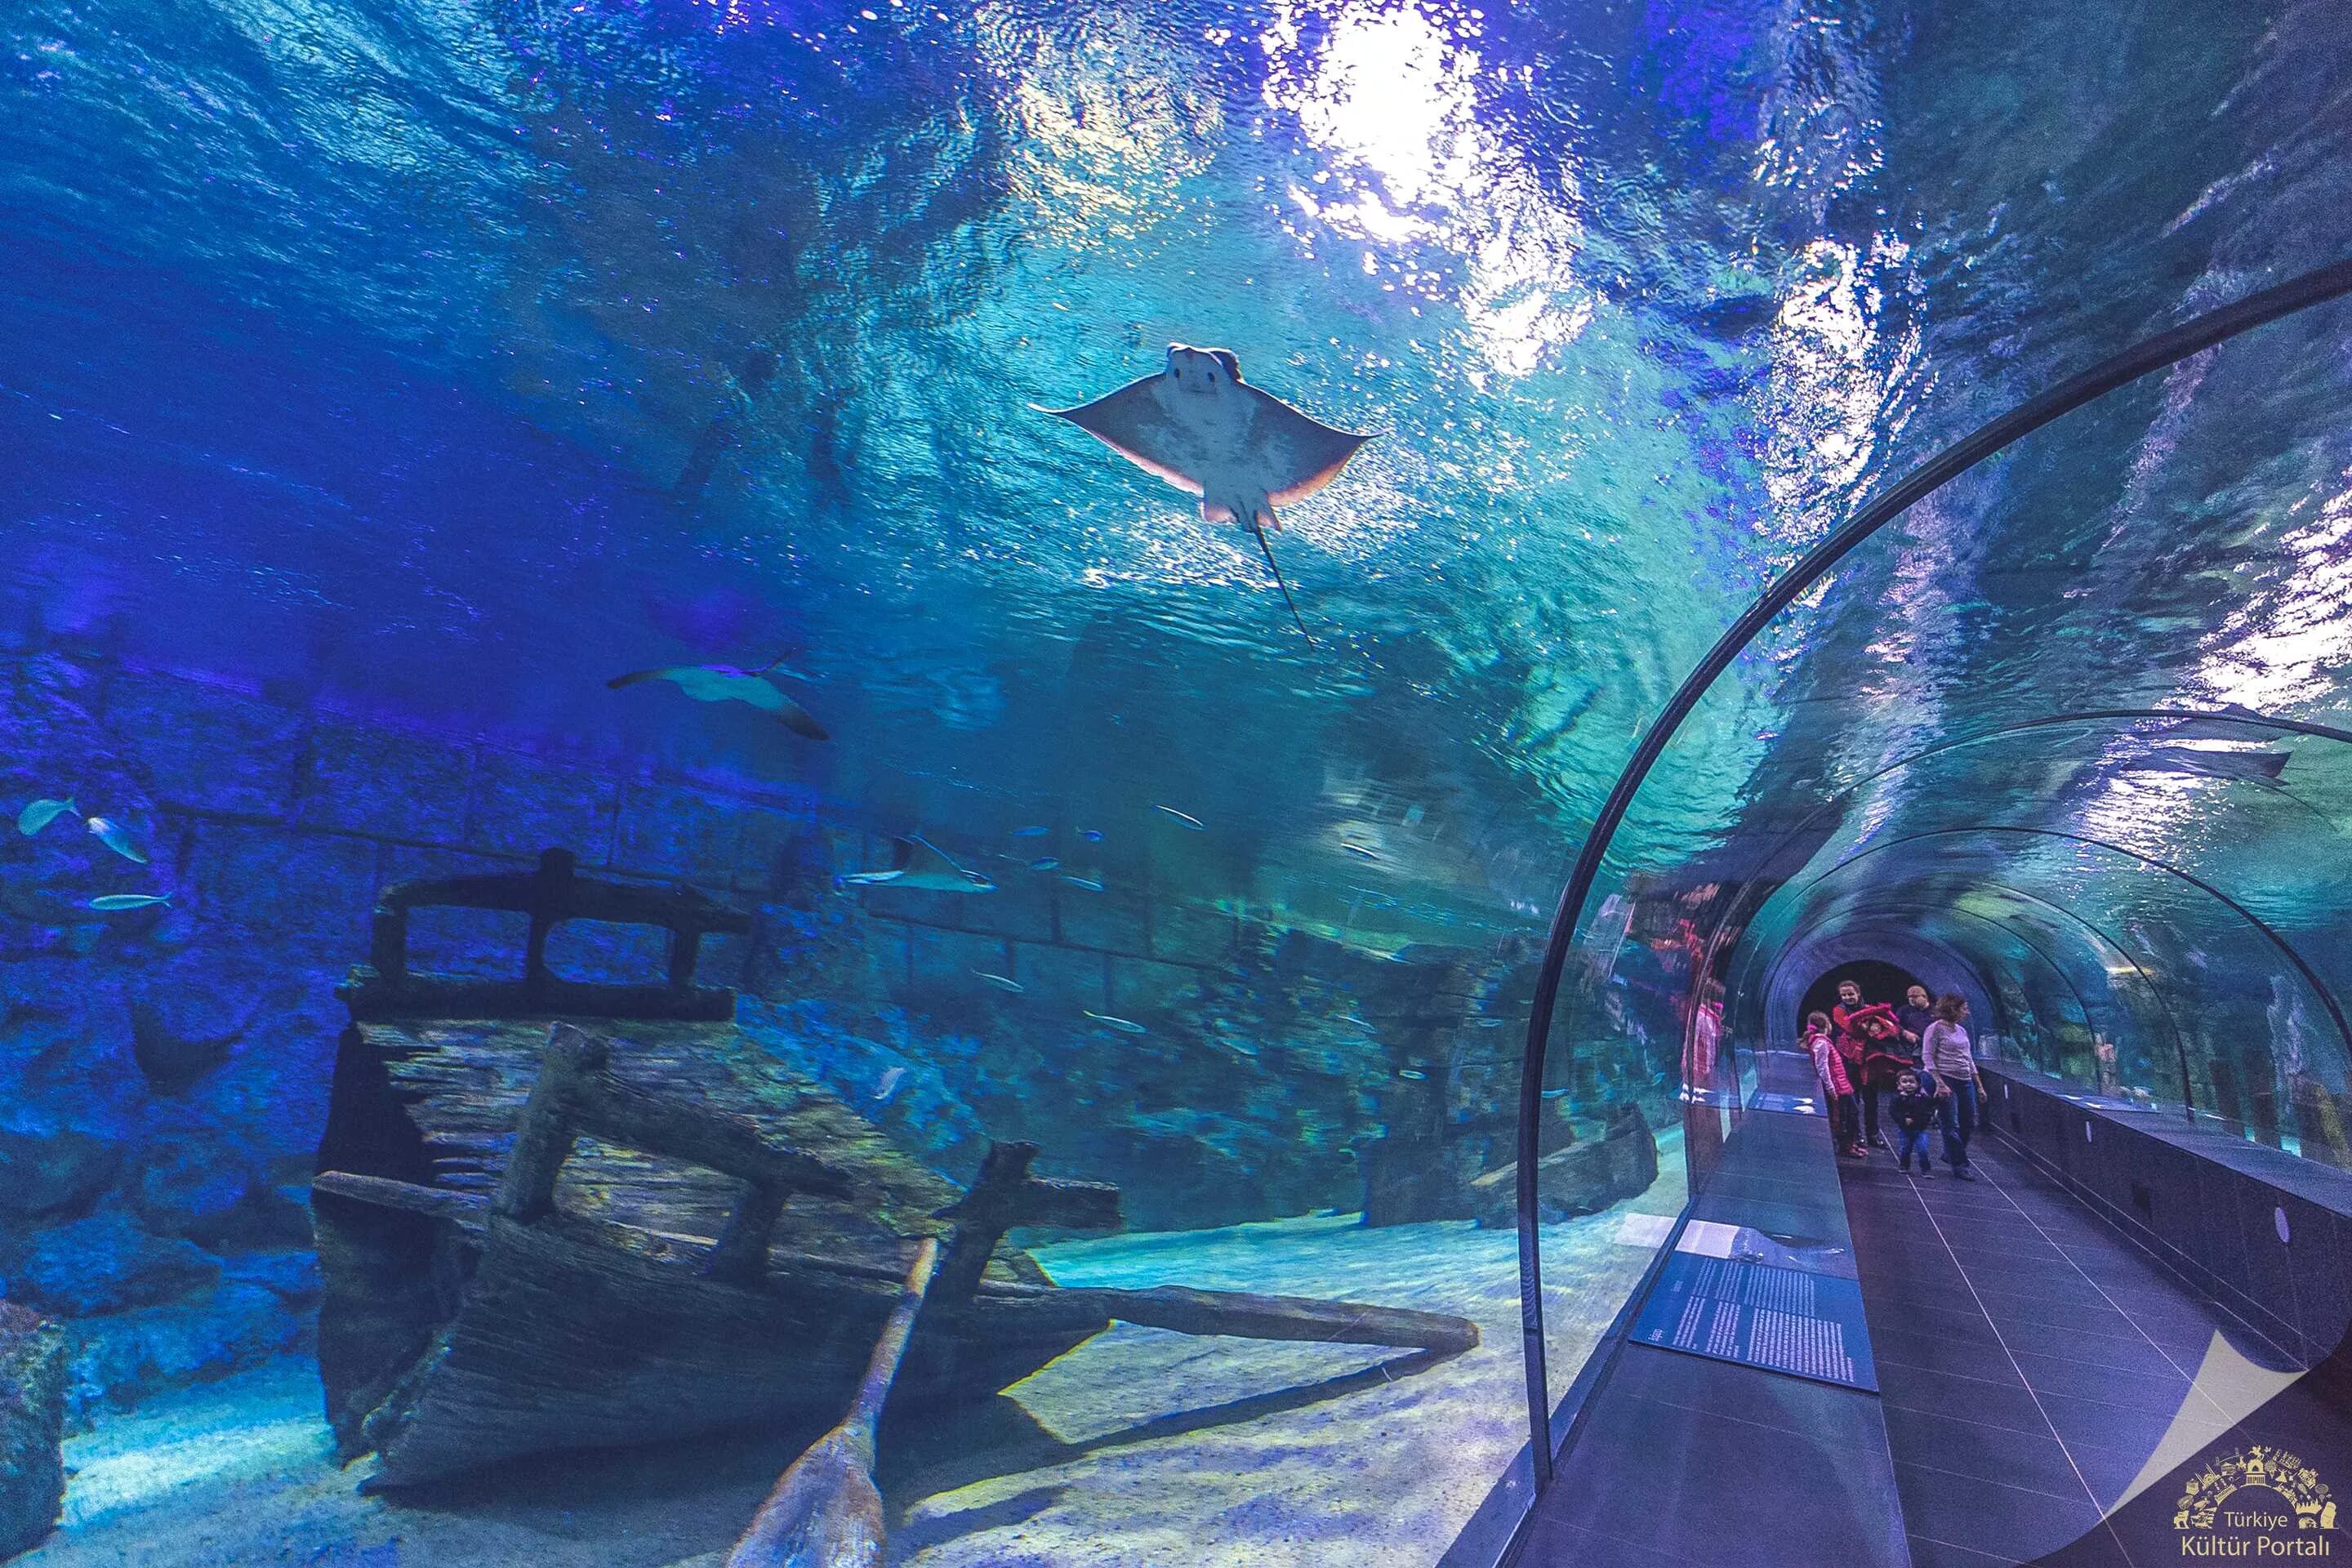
xmin=5 ymin=0 xmax=2352 ymax=1561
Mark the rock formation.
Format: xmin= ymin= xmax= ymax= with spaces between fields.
xmin=0 ymin=1301 xmax=66 ymax=1561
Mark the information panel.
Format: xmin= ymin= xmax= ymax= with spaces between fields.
xmin=1630 ymin=1248 xmax=1878 ymax=1392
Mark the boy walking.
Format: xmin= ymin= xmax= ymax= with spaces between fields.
xmin=1890 ymin=1068 xmax=1940 ymax=1175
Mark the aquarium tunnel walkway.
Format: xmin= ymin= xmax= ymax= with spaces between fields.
xmin=1475 ymin=258 xmax=2352 ymax=1566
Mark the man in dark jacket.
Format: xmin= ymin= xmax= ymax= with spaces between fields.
xmin=1895 ymin=985 xmax=1936 ymax=1062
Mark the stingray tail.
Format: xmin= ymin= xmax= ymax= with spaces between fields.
xmin=1250 ymin=521 xmax=1315 ymax=647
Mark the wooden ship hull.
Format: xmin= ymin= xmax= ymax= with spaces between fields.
xmin=313 ymin=851 xmax=1477 ymax=1489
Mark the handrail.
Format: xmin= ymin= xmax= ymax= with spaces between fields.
xmin=1512 ymin=256 xmax=2352 ymax=1488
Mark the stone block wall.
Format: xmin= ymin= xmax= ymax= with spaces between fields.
xmin=0 ymin=646 xmax=1683 ymax=1418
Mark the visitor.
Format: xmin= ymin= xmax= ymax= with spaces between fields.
xmin=1805 ymin=1010 xmax=1863 ymax=1157
xmin=1895 ymin=985 xmax=1935 ymax=1062
xmin=1833 ymin=980 xmax=1901 ymax=1152
xmin=1889 ymin=1068 xmax=1940 ymax=1175
xmin=1863 ymin=982 xmax=1934 ymax=1158
xmin=1922 ymin=993 xmax=1980 ymax=1179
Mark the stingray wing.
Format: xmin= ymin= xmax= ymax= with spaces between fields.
xmin=905 ymin=835 xmax=996 ymax=892
xmin=608 ymin=665 xmax=768 ymax=705
xmin=611 ymin=665 xmax=828 ymax=739
xmin=1244 ymin=385 xmax=1374 ymax=506
xmin=1034 ymin=376 xmax=1206 ymax=497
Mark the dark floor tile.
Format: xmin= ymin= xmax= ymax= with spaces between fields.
xmin=1913 ymin=1193 xmax=2033 ymax=1223
xmin=1869 ymin=1325 xmax=2026 ymax=1383
xmin=2010 ymin=1348 xmax=2189 ymax=1413
xmin=2066 ymin=1440 xmax=2163 ymax=1509
xmin=1517 ymin=1515 xmax=1698 ymax=1567
xmin=1996 ymin=1316 xmax=2189 ymax=1374
xmin=1877 ymin=1362 xmax=2056 ymax=1439
xmin=1860 ymin=1258 xmax=1975 ymax=1297
xmin=1954 ymin=1265 xmax=2114 ymax=1309
xmin=1869 ymin=1298 xmax=2006 ymax=1348
xmin=2034 ymin=1389 xmax=2183 ymax=1459
xmin=1891 ymin=1459 xmax=2102 ymax=1563
xmin=1971 ymin=1281 xmax=2127 ymax=1327
xmin=1904 ymin=1532 xmax=2018 ymax=1568
xmin=1882 ymin=1403 xmax=2082 ymax=1499
xmin=1947 ymin=1234 xmax=2069 ymax=1264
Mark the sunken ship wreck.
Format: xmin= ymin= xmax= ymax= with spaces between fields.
xmin=310 ymin=849 xmax=1477 ymax=1488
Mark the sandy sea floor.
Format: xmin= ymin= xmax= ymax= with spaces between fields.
xmin=22 ymin=1152 xmax=1686 ymax=1568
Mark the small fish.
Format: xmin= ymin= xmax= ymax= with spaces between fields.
xmin=86 ymin=817 xmax=147 ymax=864
xmin=1337 ymin=1015 xmax=1374 ymax=1031
xmin=89 ymin=893 xmax=172 ymax=912
xmin=1542 ymin=1086 xmax=1573 ymax=1099
xmin=1339 ymin=841 xmax=1381 ymax=862
xmin=974 ymin=971 xmax=1025 ymax=994
xmin=16 ymin=797 xmax=76 ymax=836
xmin=1396 ymin=1067 xmax=1428 ymax=1081
xmin=1153 ymin=805 xmax=1206 ymax=831
xmin=1079 ymin=829 xmax=1104 ymax=842
xmin=872 ymin=1066 xmax=906 ymax=1102
xmin=1477 ymin=1017 xmax=1509 ymax=1028
xmin=1028 ymin=857 xmax=1061 ymax=871
xmin=1061 ymin=875 xmax=1105 ymax=892
xmin=1013 ymin=826 xmax=1051 ymax=838
xmin=1083 ymin=1010 xmax=1147 ymax=1035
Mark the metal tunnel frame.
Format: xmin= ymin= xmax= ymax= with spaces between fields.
xmin=1776 ymin=826 xmax=2352 ymax=1058
xmin=1753 ymin=880 xmax=2192 ymax=1114
xmin=1510 ymin=256 xmax=2352 ymax=1490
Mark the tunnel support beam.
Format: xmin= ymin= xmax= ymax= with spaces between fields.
xmin=1512 ymin=257 xmax=2352 ymax=1491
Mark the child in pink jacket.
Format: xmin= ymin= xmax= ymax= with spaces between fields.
xmin=1804 ymin=1010 xmax=1863 ymax=1156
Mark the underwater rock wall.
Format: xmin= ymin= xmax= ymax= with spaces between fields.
xmin=0 ymin=646 xmax=1678 ymax=1412
xmin=0 ymin=649 xmax=801 ymax=1415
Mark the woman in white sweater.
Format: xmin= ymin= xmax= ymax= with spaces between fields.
xmin=1920 ymin=994 xmax=1979 ymax=1180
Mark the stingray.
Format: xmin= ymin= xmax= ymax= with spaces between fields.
xmin=835 ymin=835 xmax=996 ymax=894
xmin=1037 ymin=343 xmax=1374 ymax=642
xmin=607 ymin=658 xmax=829 ymax=741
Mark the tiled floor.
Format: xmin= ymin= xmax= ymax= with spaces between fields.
xmin=1841 ymin=1129 xmax=2303 ymax=1567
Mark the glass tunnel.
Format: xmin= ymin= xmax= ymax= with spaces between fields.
xmin=1 ymin=2 xmax=2349 ymax=1566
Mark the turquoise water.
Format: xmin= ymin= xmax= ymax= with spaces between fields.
xmin=3 ymin=0 xmax=2351 ymax=1561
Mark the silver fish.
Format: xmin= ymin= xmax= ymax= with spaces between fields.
xmin=1028 ymin=857 xmax=1061 ymax=871
xmin=1083 ymin=1011 xmax=1147 ymax=1035
xmin=836 ymin=835 xmax=996 ymax=893
xmin=1061 ymin=875 xmax=1105 ymax=892
xmin=607 ymin=660 xmax=828 ymax=741
xmin=1153 ymin=805 xmax=1206 ymax=831
xmin=1079 ymin=829 xmax=1104 ymax=842
xmin=89 ymin=893 xmax=172 ymax=911
xmin=973 ymin=971 xmax=1025 ymax=994
xmin=1397 ymin=1067 xmax=1428 ymax=1081
xmin=872 ymin=1066 xmax=906 ymax=1102
xmin=86 ymin=817 xmax=147 ymax=864
xmin=1339 ymin=841 xmax=1381 ymax=862
xmin=16 ymin=797 xmax=76 ymax=836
